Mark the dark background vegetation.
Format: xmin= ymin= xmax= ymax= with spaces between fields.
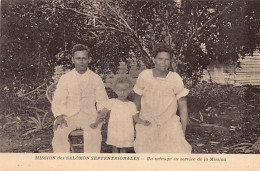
xmin=0 ymin=0 xmax=260 ymax=153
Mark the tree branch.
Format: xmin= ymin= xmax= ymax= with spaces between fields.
xmin=56 ymin=6 xmax=92 ymax=17
xmin=188 ymin=0 xmax=240 ymax=43
xmin=20 ymin=83 xmax=46 ymax=97
xmin=55 ymin=2 xmax=151 ymax=67
xmin=104 ymin=1 xmax=134 ymax=32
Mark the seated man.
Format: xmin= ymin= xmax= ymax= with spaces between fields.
xmin=52 ymin=44 xmax=108 ymax=153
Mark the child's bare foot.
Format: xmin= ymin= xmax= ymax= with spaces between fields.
xmin=90 ymin=123 xmax=98 ymax=129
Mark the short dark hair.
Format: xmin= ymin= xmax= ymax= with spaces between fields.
xmin=151 ymin=42 xmax=173 ymax=59
xmin=71 ymin=44 xmax=90 ymax=56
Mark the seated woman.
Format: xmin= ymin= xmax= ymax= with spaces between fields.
xmin=133 ymin=42 xmax=192 ymax=153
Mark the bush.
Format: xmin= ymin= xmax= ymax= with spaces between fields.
xmin=188 ymin=82 xmax=233 ymax=113
xmin=188 ymin=82 xmax=260 ymax=120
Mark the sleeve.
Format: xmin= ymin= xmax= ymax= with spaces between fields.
xmin=173 ymin=73 xmax=189 ymax=100
xmin=133 ymin=71 xmax=146 ymax=95
xmin=104 ymin=99 xmax=114 ymax=110
xmin=95 ymin=76 xmax=109 ymax=111
xmin=51 ymin=75 xmax=68 ymax=118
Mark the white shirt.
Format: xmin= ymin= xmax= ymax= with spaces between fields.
xmin=133 ymin=69 xmax=189 ymax=125
xmin=52 ymin=69 xmax=108 ymax=119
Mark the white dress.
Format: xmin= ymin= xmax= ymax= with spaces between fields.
xmin=133 ymin=69 xmax=192 ymax=153
xmin=105 ymin=98 xmax=137 ymax=148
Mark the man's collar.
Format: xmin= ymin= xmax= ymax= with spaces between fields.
xmin=73 ymin=68 xmax=91 ymax=76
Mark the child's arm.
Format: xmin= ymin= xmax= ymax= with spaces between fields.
xmin=177 ymin=96 xmax=188 ymax=134
xmin=90 ymin=108 xmax=110 ymax=129
xmin=133 ymin=114 xmax=151 ymax=126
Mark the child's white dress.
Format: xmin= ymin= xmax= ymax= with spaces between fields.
xmin=133 ymin=69 xmax=192 ymax=153
xmin=105 ymin=98 xmax=137 ymax=148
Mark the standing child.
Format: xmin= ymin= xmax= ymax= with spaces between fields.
xmin=90 ymin=74 xmax=150 ymax=153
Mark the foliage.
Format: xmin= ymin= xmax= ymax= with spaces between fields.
xmin=188 ymin=82 xmax=234 ymax=113
xmin=1 ymin=0 xmax=55 ymax=97
xmin=187 ymin=83 xmax=260 ymax=153
xmin=22 ymin=106 xmax=49 ymax=136
xmin=1 ymin=0 xmax=260 ymax=97
xmin=1 ymin=82 xmax=259 ymax=153
xmin=45 ymin=0 xmax=260 ymax=84
xmin=1 ymin=0 xmax=259 ymax=154
xmin=187 ymin=82 xmax=258 ymax=124
xmin=1 ymin=0 xmax=260 ymax=131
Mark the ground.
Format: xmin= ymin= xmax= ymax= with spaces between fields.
xmin=0 ymin=83 xmax=259 ymax=153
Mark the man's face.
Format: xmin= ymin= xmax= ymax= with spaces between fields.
xmin=152 ymin=52 xmax=171 ymax=72
xmin=72 ymin=50 xmax=91 ymax=74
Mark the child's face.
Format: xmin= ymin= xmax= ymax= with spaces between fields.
xmin=114 ymin=83 xmax=131 ymax=100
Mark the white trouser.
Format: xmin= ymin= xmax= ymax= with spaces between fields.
xmin=52 ymin=112 xmax=102 ymax=153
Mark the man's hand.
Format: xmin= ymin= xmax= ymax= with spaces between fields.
xmin=54 ymin=115 xmax=68 ymax=131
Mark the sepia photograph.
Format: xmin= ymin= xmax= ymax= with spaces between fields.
xmin=0 ymin=0 xmax=259 ymax=170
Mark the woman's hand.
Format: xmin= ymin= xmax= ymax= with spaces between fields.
xmin=142 ymin=120 xmax=151 ymax=126
xmin=90 ymin=123 xmax=98 ymax=129
xmin=54 ymin=115 xmax=68 ymax=131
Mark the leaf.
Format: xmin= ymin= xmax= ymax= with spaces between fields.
xmin=22 ymin=128 xmax=40 ymax=136
xmin=199 ymin=111 xmax=204 ymax=122
xmin=209 ymin=141 xmax=220 ymax=144
xmin=229 ymin=143 xmax=253 ymax=148
xmin=197 ymin=143 xmax=205 ymax=147
xmin=28 ymin=120 xmax=36 ymax=123
xmin=233 ymin=146 xmax=246 ymax=152
xmin=221 ymin=147 xmax=229 ymax=150
xmin=205 ymin=107 xmax=212 ymax=111
xmin=42 ymin=112 xmax=48 ymax=128
xmin=244 ymin=148 xmax=254 ymax=153
xmin=28 ymin=116 xmax=39 ymax=125
xmin=35 ymin=113 xmax=42 ymax=127
xmin=200 ymin=123 xmax=228 ymax=130
xmin=190 ymin=117 xmax=201 ymax=123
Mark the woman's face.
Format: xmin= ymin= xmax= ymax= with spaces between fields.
xmin=153 ymin=52 xmax=171 ymax=72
